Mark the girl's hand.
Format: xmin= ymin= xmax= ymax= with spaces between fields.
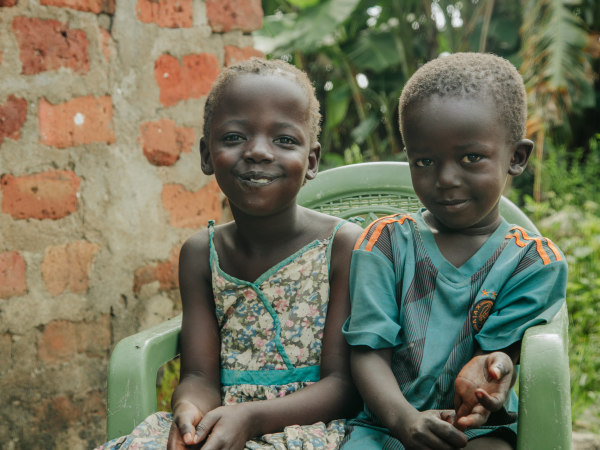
xmin=193 ymin=404 xmax=256 ymax=450
xmin=397 ymin=409 xmax=467 ymax=450
xmin=168 ymin=400 xmax=204 ymax=449
xmin=454 ymin=351 xmax=514 ymax=431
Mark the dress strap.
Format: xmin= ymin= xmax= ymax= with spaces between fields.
xmin=326 ymin=220 xmax=347 ymax=271
xmin=207 ymin=220 xmax=217 ymax=272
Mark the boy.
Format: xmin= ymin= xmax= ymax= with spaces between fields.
xmin=341 ymin=53 xmax=567 ymax=449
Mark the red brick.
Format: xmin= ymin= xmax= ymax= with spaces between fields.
xmin=41 ymin=241 xmax=99 ymax=297
xmin=12 ymin=17 xmax=89 ymax=75
xmin=139 ymin=118 xmax=194 ymax=166
xmin=0 ymin=251 xmax=26 ymax=299
xmin=206 ymin=0 xmax=263 ymax=33
xmin=1 ymin=170 xmax=81 ymax=220
xmin=224 ymin=45 xmax=265 ymax=67
xmin=133 ymin=246 xmax=180 ymax=293
xmin=0 ymin=0 xmax=17 ymax=6
xmin=136 ymin=0 xmax=193 ymax=28
xmin=39 ymin=96 xmax=115 ymax=148
xmin=161 ymin=178 xmax=222 ymax=228
xmin=100 ymin=28 xmax=112 ymax=62
xmin=0 ymin=95 xmax=27 ymax=146
xmin=40 ymin=0 xmax=114 ymax=14
xmin=37 ymin=315 xmax=110 ymax=364
xmin=35 ymin=395 xmax=79 ymax=429
xmin=154 ymin=53 xmax=220 ymax=107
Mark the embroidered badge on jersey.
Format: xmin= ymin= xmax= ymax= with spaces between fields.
xmin=471 ymin=289 xmax=498 ymax=332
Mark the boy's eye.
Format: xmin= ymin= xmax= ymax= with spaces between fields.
xmin=223 ymin=134 xmax=244 ymax=143
xmin=274 ymin=136 xmax=297 ymax=145
xmin=461 ymin=154 xmax=482 ymax=163
xmin=414 ymin=159 xmax=433 ymax=167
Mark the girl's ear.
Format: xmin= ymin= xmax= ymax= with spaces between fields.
xmin=508 ymin=139 xmax=533 ymax=176
xmin=200 ymin=137 xmax=214 ymax=175
xmin=305 ymin=142 xmax=321 ymax=181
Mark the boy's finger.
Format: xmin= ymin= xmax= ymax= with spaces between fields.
xmin=488 ymin=352 xmax=512 ymax=379
xmin=475 ymin=388 xmax=505 ymax=411
xmin=435 ymin=419 xmax=468 ymax=448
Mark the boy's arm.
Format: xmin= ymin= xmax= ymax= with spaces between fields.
xmin=191 ymin=221 xmax=363 ymax=448
xmin=352 ymin=346 xmax=468 ymax=449
xmin=168 ymin=231 xmax=222 ymax=448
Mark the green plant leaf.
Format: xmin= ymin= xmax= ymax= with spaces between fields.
xmin=346 ymin=30 xmax=403 ymax=72
xmin=325 ymin=85 xmax=352 ymax=130
xmin=253 ymin=0 xmax=362 ymax=55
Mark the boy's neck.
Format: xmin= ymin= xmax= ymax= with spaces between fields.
xmin=423 ymin=211 xmax=503 ymax=267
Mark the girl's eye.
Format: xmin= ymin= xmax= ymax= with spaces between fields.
xmin=274 ymin=136 xmax=297 ymax=146
xmin=414 ymin=159 xmax=433 ymax=167
xmin=462 ymin=154 xmax=482 ymax=163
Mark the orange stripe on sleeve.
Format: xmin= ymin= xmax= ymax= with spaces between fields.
xmin=545 ymin=238 xmax=563 ymax=262
xmin=508 ymin=226 xmax=551 ymax=265
xmin=353 ymin=214 xmax=402 ymax=251
xmin=363 ymin=215 xmax=416 ymax=252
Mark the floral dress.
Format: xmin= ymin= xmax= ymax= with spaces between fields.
xmin=97 ymin=220 xmax=346 ymax=450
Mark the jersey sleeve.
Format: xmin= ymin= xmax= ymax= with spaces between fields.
xmin=475 ymin=239 xmax=568 ymax=351
xmin=342 ymin=223 xmax=403 ymax=349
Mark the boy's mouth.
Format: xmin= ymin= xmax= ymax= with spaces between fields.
xmin=237 ymin=171 xmax=277 ymax=185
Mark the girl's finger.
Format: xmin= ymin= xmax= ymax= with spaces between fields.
xmin=195 ymin=411 xmax=220 ymax=443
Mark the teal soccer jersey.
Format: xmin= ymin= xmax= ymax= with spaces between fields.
xmin=342 ymin=210 xmax=567 ymax=445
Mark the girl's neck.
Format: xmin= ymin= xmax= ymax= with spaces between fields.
xmin=230 ymin=203 xmax=305 ymax=248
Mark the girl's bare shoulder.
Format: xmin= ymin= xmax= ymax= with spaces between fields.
xmin=301 ymin=207 xmax=363 ymax=246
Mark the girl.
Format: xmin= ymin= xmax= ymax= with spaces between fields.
xmin=99 ymin=58 xmax=362 ymax=450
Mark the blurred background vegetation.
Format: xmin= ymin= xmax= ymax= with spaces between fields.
xmin=158 ymin=0 xmax=600 ymax=433
xmin=253 ymin=0 xmax=600 ymax=431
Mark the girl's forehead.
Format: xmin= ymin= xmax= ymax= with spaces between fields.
xmin=217 ymin=74 xmax=310 ymax=113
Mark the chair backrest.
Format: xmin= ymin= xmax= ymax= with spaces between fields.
xmin=298 ymin=162 xmax=539 ymax=232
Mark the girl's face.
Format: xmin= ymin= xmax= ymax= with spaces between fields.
xmin=201 ymin=73 xmax=320 ymax=217
xmin=402 ymin=94 xmax=531 ymax=234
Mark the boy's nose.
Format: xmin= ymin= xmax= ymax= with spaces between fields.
xmin=243 ymin=137 xmax=274 ymax=163
xmin=436 ymin=162 xmax=461 ymax=189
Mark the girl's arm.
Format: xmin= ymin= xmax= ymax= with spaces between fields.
xmin=168 ymin=231 xmax=222 ymax=448
xmin=351 ymin=346 xmax=468 ymax=450
xmin=192 ymin=222 xmax=363 ymax=449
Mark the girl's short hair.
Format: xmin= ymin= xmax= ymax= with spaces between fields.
xmin=203 ymin=58 xmax=321 ymax=145
xmin=399 ymin=52 xmax=527 ymax=143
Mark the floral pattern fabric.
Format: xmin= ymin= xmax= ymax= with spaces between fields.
xmin=96 ymin=221 xmax=346 ymax=449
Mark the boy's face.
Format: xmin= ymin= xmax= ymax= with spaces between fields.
xmin=201 ymin=74 xmax=320 ymax=217
xmin=402 ymin=94 xmax=531 ymax=234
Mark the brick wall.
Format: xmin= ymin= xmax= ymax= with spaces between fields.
xmin=0 ymin=0 xmax=263 ymax=448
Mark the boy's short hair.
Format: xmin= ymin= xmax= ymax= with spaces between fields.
xmin=203 ymin=58 xmax=321 ymax=145
xmin=399 ymin=52 xmax=527 ymax=143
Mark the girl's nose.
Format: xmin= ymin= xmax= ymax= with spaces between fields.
xmin=243 ymin=137 xmax=274 ymax=163
xmin=436 ymin=162 xmax=461 ymax=189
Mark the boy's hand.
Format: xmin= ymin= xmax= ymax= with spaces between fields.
xmin=168 ymin=400 xmax=204 ymax=449
xmin=397 ymin=409 xmax=467 ymax=450
xmin=454 ymin=352 xmax=514 ymax=431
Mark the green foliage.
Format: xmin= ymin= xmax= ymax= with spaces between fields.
xmin=517 ymin=135 xmax=600 ymax=427
xmin=156 ymin=358 xmax=180 ymax=412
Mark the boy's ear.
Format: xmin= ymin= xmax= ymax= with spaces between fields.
xmin=200 ymin=137 xmax=214 ymax=175
xmin=305 ymin=142 xmax=321 ymax=180
xmin=508 ymin=139 xmax=533 ymax=176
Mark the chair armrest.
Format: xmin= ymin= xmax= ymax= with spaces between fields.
xmin=106 ymin=314 xmax=182 ymax=441
xmin=517 ymin=302 xmax=572 ymax=449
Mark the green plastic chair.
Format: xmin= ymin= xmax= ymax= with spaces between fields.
xmin=106 ymin=162 xmax=572 ymax=449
